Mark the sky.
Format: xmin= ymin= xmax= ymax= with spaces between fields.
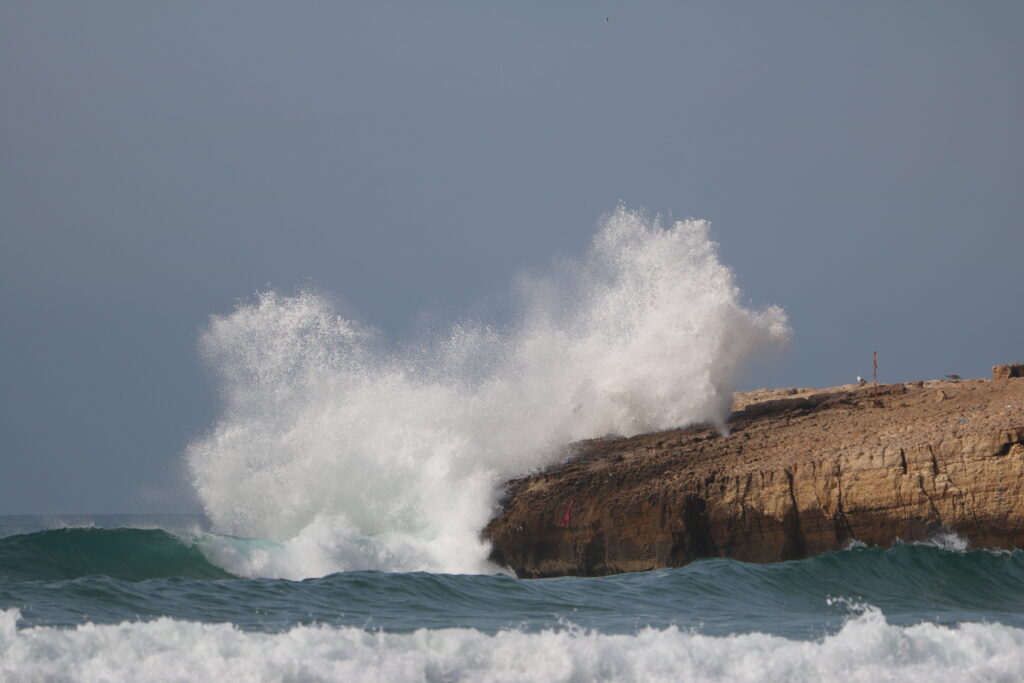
xmin=1 ymin=2 xmax=1021 ymax=514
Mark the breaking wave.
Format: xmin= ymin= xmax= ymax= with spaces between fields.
xmin=3 ymin=607 xmax=1022 ymax=683
xmin=185 ymin=207 xmax=789 ymax=577
xmin=0 ymin=529 xmax=233 ymax=582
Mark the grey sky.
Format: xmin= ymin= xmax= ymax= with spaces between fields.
xmin=1 ymin=2 xmax=1021 ymax=513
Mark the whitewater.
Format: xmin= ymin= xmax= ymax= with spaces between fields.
xmin=4 ymin=208 xmax=1022 ymax=681
xmin=5 ymin=604 xmax=1024 ymax=683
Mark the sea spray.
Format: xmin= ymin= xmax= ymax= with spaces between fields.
xmin=185 ymin=207 xmax=789 ymax=577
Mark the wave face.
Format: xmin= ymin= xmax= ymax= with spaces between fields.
xmin=5 ymin=535 xmax=1024 ymax=636
xmin=3 ymin=607 xmax=1023 ymax=683
xmin=185 ymin=207 xmax=789 ymax=577
xmin=0 ymin=529 xmax=233 ymax=582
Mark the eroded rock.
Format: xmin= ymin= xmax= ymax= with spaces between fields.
xmin=994 ymin=363 xmax=1024 ymax=380
xmin=485 ymin=376 xmax=1024 ymax=577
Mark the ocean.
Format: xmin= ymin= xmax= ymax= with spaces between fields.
xmin=3 ymin=515 xmax=1024 ymax=681
xmin=4 ymin=209 xmax=1021 ymax=680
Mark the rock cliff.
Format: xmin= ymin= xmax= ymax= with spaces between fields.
xmin=484 ymin=375 xmax=1024 ymax=577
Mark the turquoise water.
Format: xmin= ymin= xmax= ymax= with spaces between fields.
xmin=4 ymin=517 xmax=1024 ymax=637
xmin=3 ymin=515 xmax=1024 ymax=681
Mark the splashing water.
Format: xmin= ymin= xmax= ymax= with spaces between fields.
xmin=185 ymin=207 xmax=789 ymax=577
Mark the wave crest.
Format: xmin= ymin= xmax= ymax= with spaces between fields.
xmin=0 ymin=529 xmax=232 ymax=581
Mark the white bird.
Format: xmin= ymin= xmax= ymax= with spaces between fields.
xmin=857 ymin=376 xmax=866 ymax=386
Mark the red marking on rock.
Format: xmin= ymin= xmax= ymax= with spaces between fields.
xmin=559 ymin=499 xmax=575 ymax=528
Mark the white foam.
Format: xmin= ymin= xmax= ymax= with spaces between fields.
xmin=3 ymin=608 xmax=1022 ymax=683
xmin=186 ymin=207 xmax=789 ymax=577
xmin=924 ymin=531 xmax=970 ymax=553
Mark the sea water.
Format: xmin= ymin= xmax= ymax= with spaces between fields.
xmin=3 ymin=518 xmax=1024 ymax=681
xmin=4 ymin=209 xmax=1021 ymax=681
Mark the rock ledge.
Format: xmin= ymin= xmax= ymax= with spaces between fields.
xmin=484 ymin=375 xmax=1024 ymax=577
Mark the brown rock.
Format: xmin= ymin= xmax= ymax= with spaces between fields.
xmin=993 ymin=363 xmax=1024 ymax=381
xmin=484 ymin=378 xmax=1024 ymax=577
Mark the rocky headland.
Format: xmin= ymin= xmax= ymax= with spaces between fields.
xmin=485 ymin=365 xmax=1024 ymax=577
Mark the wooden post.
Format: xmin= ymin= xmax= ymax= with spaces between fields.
xmin=873 ymin=351 xmax=879 ymax=405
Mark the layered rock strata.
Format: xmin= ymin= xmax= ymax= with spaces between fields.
xmin=484 ymin=376 xmax=1024 ymax=577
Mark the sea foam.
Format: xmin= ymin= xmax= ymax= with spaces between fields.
xmin=3 ymin=608 xmax=1022 ymax=683
xmin=185 ymin=207 xmax=789 ymax=577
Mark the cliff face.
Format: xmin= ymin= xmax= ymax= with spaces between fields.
xmin=484 ymin=376 xmax=1024 ymax=577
